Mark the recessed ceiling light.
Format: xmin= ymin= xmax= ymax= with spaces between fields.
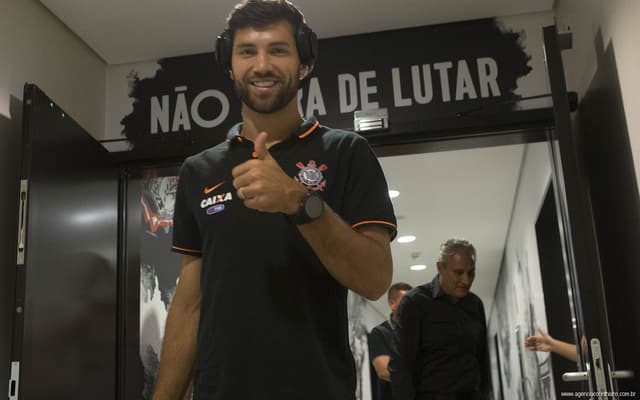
xmin=388 ymin=190 xmax=400 ymax=199
xmin=410 ymin=264 xmax=427 ymax=271
xmin=397 ymin=235 xmax=416 ymax=243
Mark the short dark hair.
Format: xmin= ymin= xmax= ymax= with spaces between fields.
xmin=226 ymin=0 xmax=307 ymax=39
xmin=388 ymin=282 xmax=412 ymax=301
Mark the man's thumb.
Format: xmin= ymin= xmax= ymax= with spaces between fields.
xmin=254 ymin=131 xmax=269 ymax=160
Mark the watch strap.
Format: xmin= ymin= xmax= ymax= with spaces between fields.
xmin=288 ymin=191 xmax=320 ymax=225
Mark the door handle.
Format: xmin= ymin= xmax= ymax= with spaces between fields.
xmin=562 ymin=371 xmax=588 ymax=382
xmin=610 ymin=370 xmax=634 ymax=379
xmin=16 ymin=180 xmax=29 ymax=265
xmin=607 ymin=364 xmax=635 ymax=395
xmin=8 ymin=361 xmax=19 ymax=400
xmin=589 ymin=338 xmax=608 ymax=392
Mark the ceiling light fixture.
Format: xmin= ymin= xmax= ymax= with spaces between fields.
xmin=388 ymin=190 xmax=400 ymax=199
xmin=397 ymin=235 xmax=416 ymax=243
xmin=410 ymin=264 xmax=427 ymax=271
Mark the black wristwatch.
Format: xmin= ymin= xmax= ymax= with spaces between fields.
xmin=289 ymin=191 xmax=323 ymax=225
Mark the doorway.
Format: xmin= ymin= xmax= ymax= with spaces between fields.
xmin=368 ymin=137 xmax=577 ymax=400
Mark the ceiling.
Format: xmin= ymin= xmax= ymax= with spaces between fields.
xmin=37 ymin=0 xmax=552 ymax=316
xmin=39 ymin=0 xmax=553 ymax=65
xmin=375 ymin=144 xmax=526 ymax=316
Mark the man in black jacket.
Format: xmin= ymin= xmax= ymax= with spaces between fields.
xmin=390 ymin=238 xmax=490 ymax=400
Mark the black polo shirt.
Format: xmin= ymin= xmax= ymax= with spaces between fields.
xmin=369 ymin=318 xmax=396 ymax=400
xmin=172 ymin=117 xmax=397 ymax=399
xmin=389 ymin=276 xmax=490 ymax=400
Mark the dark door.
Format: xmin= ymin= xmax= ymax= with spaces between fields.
xmin=8 ymin=84 xmax=119 ymax=399
xmin=543 ymin=26 xmax=636 ymax=395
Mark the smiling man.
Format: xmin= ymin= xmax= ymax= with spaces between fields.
xmin=389 ymin=238 xmax=490 ymax=400
xmin=151 ymin=1 xmax=397 ymax=399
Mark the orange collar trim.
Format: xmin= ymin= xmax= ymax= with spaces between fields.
xmin=297 ymin=120 xmax=320 ymax=139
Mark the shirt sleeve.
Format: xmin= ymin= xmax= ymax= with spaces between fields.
xmin=341 ymin=135 xmax=397 ymax=240
xmin=368 ymin=325 xmax=390 ymax=360
xmin=390 ymin=296 xmax=422 ymax=400
xmin=172 ymin=160 xmax=202 ymax=256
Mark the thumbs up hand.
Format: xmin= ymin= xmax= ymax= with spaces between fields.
xmin=232 ymin=131 xmax=307 ymax=214
xmin=253 ymin=130 xmax=269 ymax=160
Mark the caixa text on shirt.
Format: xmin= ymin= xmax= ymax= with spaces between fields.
xmin=201 ymin=192 xmax=233 ymax=209
xmin=149 ymin=57 xmax=502 ymax=134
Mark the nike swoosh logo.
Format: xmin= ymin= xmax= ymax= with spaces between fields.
xmin=203 ymin=181 xmax=225 ymax=194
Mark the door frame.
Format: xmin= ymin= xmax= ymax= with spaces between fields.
xmin=543 ymin=24 xmax=616 ymax=394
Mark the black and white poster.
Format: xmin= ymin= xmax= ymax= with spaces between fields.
xmin=138 ymin=173 xmax=181 ymax=398
xmin=487 ymin=143 xmax=557 ymax=400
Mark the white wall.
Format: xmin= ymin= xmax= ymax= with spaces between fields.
xmin=0 ymin=0 xmax=106 ymax=395
xmin=555 ymin=0 xmax=640 ymax=193
xmin=348 ymin=291 xmax=386 ymax=400
xmin=488 ymin=142 xmax=555 ymax=400
xmin=105 ymin=60 xmax=161 ymax=140
xmin=0 ymin=0 xmax=106 ymax=137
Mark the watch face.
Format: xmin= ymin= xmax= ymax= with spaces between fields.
xmin=304 ymin=192 xmax=323 ymax=219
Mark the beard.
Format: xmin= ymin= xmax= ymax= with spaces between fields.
xmin=234 ymin=71 xmax=299 ymax=114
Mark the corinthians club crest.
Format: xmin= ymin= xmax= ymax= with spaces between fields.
xmin=295 ymin=160 xmax=328 ymax=191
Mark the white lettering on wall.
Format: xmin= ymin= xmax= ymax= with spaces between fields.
xmin=172 ymin=87 xmax=191 ymax=132
xmin=392 ymin=65 xmax=437 ymax=108
xmin=150 ymin=95 xmax=169 ymax=134
xmin=150 ymin=86 xmax=231 ymax=134
xmin=305 ymin=77 xmax=326 ymax=117
xmin=392 ymin=67 xmax=411 ymax=107
xmin=338 ymin=73 xmax=358 ymax=113
xmin=455 ymin=60 xmax=478 ymax=100
xmin=412 ymin=64 xmax=434 ymax=104
xmin=477 ymin=57 xmax=501 ymax=97
xmin=148 ymin=57 xmax=505 ymax=133
xmin=190 ymin=90 xmax=229 ymax=128
xmin=433 ymin=62 xmax=453 ymax=102
xmin=359 ymin=70 xmax=379 ymax=110
xmin=390 ymin=59 xmax=500 ymax=106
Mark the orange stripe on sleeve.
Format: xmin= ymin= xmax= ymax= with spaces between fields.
xmin=171 ymin=246 xmax=202 ymax=255
xmin=352 ymin=220 xmax=398 ymax=241
xmin=352 ymin=220 xmax=398 ymax=231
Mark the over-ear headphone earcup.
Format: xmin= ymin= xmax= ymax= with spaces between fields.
xmin=215 ymin=30 xmax=233 ymax=73
xmin=308 ymin=30 xmax=319 ymax=71
xmin=296 ymin=25 xmax=318 ymax=74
